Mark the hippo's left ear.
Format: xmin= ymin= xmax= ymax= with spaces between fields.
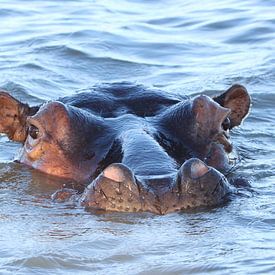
xmin=213 ymin=84 xmax=251 ymax=129
xmin=0 ymin=90 xmax=39 ymax=142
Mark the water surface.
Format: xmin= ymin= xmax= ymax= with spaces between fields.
xmin=0 ymin=0 xmax=274 ymax=274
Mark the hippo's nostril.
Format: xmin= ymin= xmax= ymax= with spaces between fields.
xmin=28 ymin=124 xmax=39 ymax=140
xmin=190 ymin=159 xmax=209 ymax=179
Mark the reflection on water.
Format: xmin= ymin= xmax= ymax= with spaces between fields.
xmin=0 ymin=0 xmax=275 ymax=274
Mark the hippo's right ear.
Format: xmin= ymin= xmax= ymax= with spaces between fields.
xmin=0 ymin=90 xmax=39 ymax=142
xmin=213 ymin=84 xmax=251 ymax=129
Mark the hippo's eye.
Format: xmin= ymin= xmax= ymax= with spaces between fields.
xmin=28 ymin=124 xmax=39 ymax=140
xmin=222 ymin=117 xmax=230 ymax=131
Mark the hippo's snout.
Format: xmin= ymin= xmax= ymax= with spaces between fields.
xmin=175 ymin=158 xmax=231 ymax=209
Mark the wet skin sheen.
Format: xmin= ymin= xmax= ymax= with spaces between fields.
xmin=0 ymin=82 xmax=251 ymax=214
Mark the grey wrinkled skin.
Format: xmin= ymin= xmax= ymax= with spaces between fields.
xmin=0 ymin=82 xmax=251 ymax=214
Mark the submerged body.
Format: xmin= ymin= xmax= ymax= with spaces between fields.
xmin=0 ymin=82 xmax=250 ymax=214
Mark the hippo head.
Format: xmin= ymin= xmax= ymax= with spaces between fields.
xmin=0 ymin=83 xmax=251 ymax=213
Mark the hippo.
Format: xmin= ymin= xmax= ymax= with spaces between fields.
xmin=0 ymin=82 xmax=250 ymax=214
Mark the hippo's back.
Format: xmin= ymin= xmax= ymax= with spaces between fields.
xmin=59 ymin=82 xmax=184 ymax=117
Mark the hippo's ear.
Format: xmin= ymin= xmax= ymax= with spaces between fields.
xmin=213 ymin=84 xmax=251 ymax=129
xmin=0 ymin=90 xmax=38 ymax=142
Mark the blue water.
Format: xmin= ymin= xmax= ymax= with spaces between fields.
xmin=0 ymin=0 xmax=274 ymax=274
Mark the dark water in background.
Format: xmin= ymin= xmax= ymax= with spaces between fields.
xmin=0 ymin=0 xmax=274 ymax=274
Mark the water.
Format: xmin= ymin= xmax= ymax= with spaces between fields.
xmin=0 ymin=0 xmax=274 ymax=274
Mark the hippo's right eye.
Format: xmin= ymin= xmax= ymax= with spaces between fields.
xmin=28 ymin=124 xmax=39 ymax=140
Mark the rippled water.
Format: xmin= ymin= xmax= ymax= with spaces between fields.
xmin=0 ymin=0 xmax=274 ymax=274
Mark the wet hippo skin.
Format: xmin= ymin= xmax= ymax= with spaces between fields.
xmin=0 ymin=82 xmax=250 ymax=214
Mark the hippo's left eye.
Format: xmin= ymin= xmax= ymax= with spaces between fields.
xmin=222 ymin=117 xmax=231 ymax=131
xmin=28 ymin=124 xmax=39 ymax=140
